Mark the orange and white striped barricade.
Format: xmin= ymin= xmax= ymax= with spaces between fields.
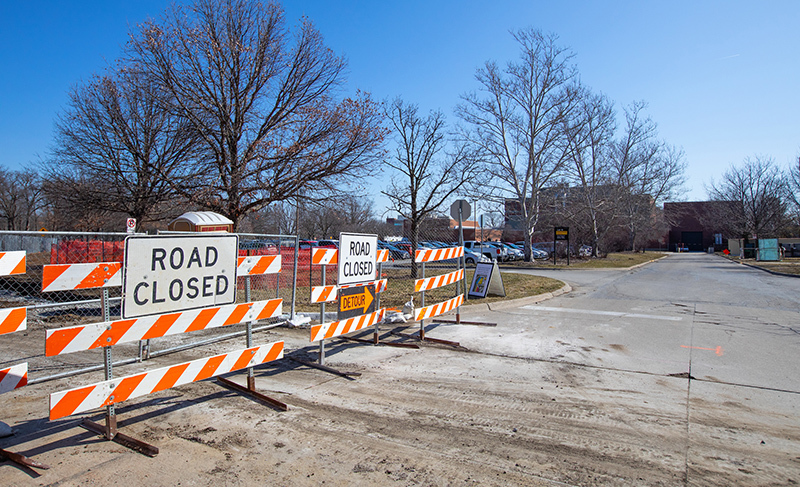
xmin=41 ymin=260 xmax=128 ymax=443
xmin=310 ymin=309 xmax=385 ymax=342
xmin=0 ymin=251 xmax=26 ymax=276
xmin=0 ymin=306 xmax=26 ymax=336
xmin=414 ymin=269 xmax=464 ymax=293
xmin=0 ymin=252 xmax=28 ymax=396
xmin=0 ymin=252 xmax=46 ymax=469
xmin=375 ymin=248 xmax=390 ymax=309
xmin=41 ymin=262 xmax=122 ymax=292
xmin=414 ymin=295 xmax=464 ymax=322
xmin=44 ymin=297 xmax=284 ymax=454
xmin=415 ymin=246 xmax=464 ymax=264
xmin=0 ymin=363 xmax=27 ymax=395
xmin=311 ymin=247 xmax=338 ymax=266
xmin=295 ymin=309 xmax=385 ymax=378
xmin=45 ymin=299 xmax=283 ymax=356
xmin=412 ymin=247 xmax=466 ymax=344
xmin=310 ymin=278 xmax=395 ymax=353
xmin=49 ymin=340 xmax=284 ymax=421
xmin=237 ymin=255 xmax=281 ymax=276
xmin=311 ymin=279 xmax=388 ymax=304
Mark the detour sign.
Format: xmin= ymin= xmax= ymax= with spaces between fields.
xmin=338 ymin=283 xmax=376 ymax=320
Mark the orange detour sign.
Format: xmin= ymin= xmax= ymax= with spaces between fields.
xmin=338 ymin=283 xmax=376 ymax=320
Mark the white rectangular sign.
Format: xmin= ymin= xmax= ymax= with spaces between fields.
xmin=122 ymin=234 xmax=238 ymax=318
xmin=338 ymin=233 xmax=378 ymax=286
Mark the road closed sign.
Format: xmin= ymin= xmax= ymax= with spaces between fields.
xmin=122 ymin=234 xmax=238 ymax=318
xmin=338 ymin=233 xmax=378 ymax=286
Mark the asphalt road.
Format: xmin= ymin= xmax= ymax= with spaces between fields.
xmin=435 ymin=252 xmax=800 ymax=484
xmin=500 ymin=253 xmax=800 ymax=393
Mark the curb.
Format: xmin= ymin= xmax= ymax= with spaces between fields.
xmin=717 ymin=254 xmax=800 ymax=279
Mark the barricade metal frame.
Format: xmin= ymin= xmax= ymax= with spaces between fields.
xmin=300 ymin=247 xmax=409 ymax=378
xmin=41 ymin=245 xmax=287 ymax=457
xmin=408 ymin=246 xmax=466 ymax=347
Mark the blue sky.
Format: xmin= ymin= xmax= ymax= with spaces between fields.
xmin=1 ymin=1 xmax=798 ymax=209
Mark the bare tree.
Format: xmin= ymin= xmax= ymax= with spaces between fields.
xmin=457 ymin=28 xmax=580 ymax=261
xmin=127 ymin=0 xmax=386 ymax=229
xmin=382 ymin=99 xmax=479 ymax=277
xmin=43 ymin=68 xmax=196 ymax=231
xmin=0 ymin=168 xmax=46 ymax=230
xmin=787 ymin=155 xmax=800 ymax=229
xmin=612 ymin=102 xmax=686 ymax=250
xmin=563 ymin=89 xmax=616 ymax=256
xmin=707 ymin=156 xmax=789 ymax=238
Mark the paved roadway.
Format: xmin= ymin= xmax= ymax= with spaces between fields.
xmin=434 ymin=252 xmax=800 ymax=484
xmin=500 ymin=253 xmax=800 ymax=393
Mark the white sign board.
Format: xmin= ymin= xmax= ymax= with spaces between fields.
xmin=338 ymin=233 xmax=378 ymax=286
xmin=122 ymin=234 xmax=239 ymax=318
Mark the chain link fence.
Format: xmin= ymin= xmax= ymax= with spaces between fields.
xmin=0 ymin=230 xmax=302 ymax=385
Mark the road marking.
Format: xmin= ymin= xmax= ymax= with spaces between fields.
xmin=681 ymin=345 xmax=723 ymax=356
xmin=521 ymin=306 xmax=684 ymax=322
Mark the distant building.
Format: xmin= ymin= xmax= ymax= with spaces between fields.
xmin=663 ymin=201 xmax=732 ymax=252
xmin=385 ymin=215 xmax=501 ymax=242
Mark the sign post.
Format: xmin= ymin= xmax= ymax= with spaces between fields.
xmin=554 ymin=226 xmax=569 ymax=265
xmin=450 ymin=199 xmax=470 ymax=312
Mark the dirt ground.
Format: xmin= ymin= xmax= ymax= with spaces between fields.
xmin=1 ymin=296 xmax=798 ymax=486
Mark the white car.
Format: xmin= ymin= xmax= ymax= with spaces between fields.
xmin=463 ymin=248 xmax=492 ymax=265
xmin=463 ymin=241 xmax=501 ymax=261
xmin=499 ymin=242 xmax=524 ymax=261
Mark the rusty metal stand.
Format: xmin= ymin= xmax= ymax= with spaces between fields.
xmin=432 ymin=319 xmax=497 ymax=327
xmin=390 ymin=329 xmax=461 ymax=348
xmin=342 ymin=335 xmax=420 ymax=349
xmin=80 ymin=418 xmax=158 ymax=457
xmin=289 ymin=356 xmax=361 ymax=379
xmin=217 ymin=376 xmax=288 ymax=411
xmin=0 ymin=447 xmax=50 ymax=470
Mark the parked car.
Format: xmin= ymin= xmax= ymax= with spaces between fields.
xmin=499 ymin=242 xmax=524 ymax=261
xmin=578 ymin=245 xmax=592 ymax=257
xmin=482 ymin=241 xmax=511 ymax=261
xmin=395 ymin=241 xmax=432 ymax=256
xmin=463 ymin=240 xmax=501 ymax=261
xmin=513 ymin=241 xmax=549 ymax=259
xmin=378 ymin=240 xmax=411 ymax=260
xmin=315 ymin=239 xmax=339 ymax=249
xmin=464 ymin=248 xmax=492 ymax=265
xmin=298 ymin=239 xmax=317 ymax=250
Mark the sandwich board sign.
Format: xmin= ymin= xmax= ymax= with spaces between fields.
xmin=122 ymin=234 xmax=239 ymax=318
xmin=468 ymin=261 xmax=506 ymax=298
